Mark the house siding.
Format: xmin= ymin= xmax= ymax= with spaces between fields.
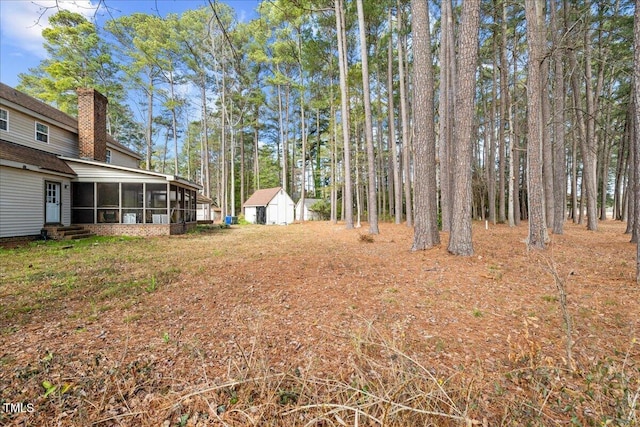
xmin=267 ymin=192 xmax=294 ymax=224
xmin=245 ymin=206 xmax=257 ymax=223
xmin=108 ymin=149 xmax=139 ymax=168
xmin=0 ymin=166 xmax=71 ymax=238
xmin=0 ymin=105 xmax=78 ymax=157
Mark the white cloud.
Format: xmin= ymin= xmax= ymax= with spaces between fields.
xmin=0 ymin=0 xmax=100 ymax=58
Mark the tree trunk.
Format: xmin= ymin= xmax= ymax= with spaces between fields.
xmin=146 ymin=85 xmax=153 ymax=171
xmin=525 ymin=0 xmax=549 ymax=250
xmin=613 ymin=113 xmax=629 ymax=220
xmin=551 ymin=0 xmax=566 ymax=234
xmin=388 ymin=9 xmax=401 ymax=225
xmin=253 ymin=104 xmax=260 ymax=191
xmin=335 ymin=0 xmax=353 ymax=229
xmin=230 ymin=117 xmax=236 ymax=217
xmin=330 ymin=80 xmax=338 ymax=224
xmin=356 ymin=0 xmax=379 ymax=234
xmin=439 ymin=0 xmax=455 ymax=232
xmin=411 ymin=0 xmax=440 ymax=250
xmin=499 ymin=0 xmax=508 ymax=224
xmin=513 ymin=41 xmax=522 ymax=226
xmin=200 ymin=79 xmax=210 ymax=197
xmin=222 ymin=72 xmax=230 ymax=217
xmin=582 ymin=4 xmax=599 ymax=231
xmin=448 ymin=0 xmax=480 ymax=256
xmin=571 ymin=131 xmax=578 ymax=223
xmin=169 ymin=70 xmax=179 ymax=175
xmin=542 ymin=55 xmax=554 ymax=227
xmin=355 ymin=125 xmax=362 ymax=228
xmin=397 ymin=4 xmax=412 ymax=227
xmin=277 ymin=81 xmax=287 ymax=192
xmin=240 ymin=119 xmax=245 ymax=213
xmin=634 ymin=2 xmax=640 ymax=282
xmin=488 ymin=42 xmax=497 ymax=225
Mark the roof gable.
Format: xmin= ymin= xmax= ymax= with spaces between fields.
xmin=243 ymin=187 xmax=284 ymax=207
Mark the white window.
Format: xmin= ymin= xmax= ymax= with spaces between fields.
xmin=106 ymin=149 xmax=112 ymax=164
xmin=0 ymin=109 xmax=7 ymax=131
xmin=36 ymin=122 xmax=49 ymax=143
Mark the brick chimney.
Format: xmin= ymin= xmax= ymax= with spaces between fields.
xmin=77 ymin=88 xmax=108 ymax=162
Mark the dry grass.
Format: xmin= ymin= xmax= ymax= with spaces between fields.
xmin=0 ymin=221 xmax=638 ymax=426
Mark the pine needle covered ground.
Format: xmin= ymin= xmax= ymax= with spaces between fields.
xmin=1 ymin=221 xmax=638 ymax=426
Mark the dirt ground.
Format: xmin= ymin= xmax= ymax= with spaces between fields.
xmin=1 ymin=220 xmax=638 ymax=426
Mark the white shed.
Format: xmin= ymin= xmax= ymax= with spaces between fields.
xmin=243 ymin=187 xmax=294 ymax=225
xmin=196 ymin=194 xmax=218 ymax=223
xmin=295 ymin=198 xmax=321 ymax=221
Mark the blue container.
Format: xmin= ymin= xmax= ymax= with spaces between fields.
xmin=225 ymin=215 xmax=232 ymax=225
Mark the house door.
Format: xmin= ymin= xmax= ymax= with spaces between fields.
xmin=256 ymin=206 xmax=266 ymax=225
xmin=45 ymin=181 xmax=61 ymax=224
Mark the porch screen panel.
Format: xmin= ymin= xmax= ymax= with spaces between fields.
xmin=122 ymin=183 xmax=143 ymax=224
xmin=170 ymin=185 xmax=180 ymax=223
xmin=146 ymin=183 xmax=168 ymax=223
xmin=184 ymin=190 xmax=192 ymax=222
xmin=97 ymin=183 xmax=119 ymax=223
xmin=187 ymin=190 xmax=196 ymax=222
xmin=71 ymin=182 xmax=94 ymax=224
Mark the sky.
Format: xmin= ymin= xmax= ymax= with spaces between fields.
xmin=0 ymin=0 xmax=260 ymax=88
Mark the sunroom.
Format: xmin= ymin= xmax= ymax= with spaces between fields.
xmin=63 ymin=157 xmax=201 ymax=236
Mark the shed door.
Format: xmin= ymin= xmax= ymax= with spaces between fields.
xmin=45 ymin=181 xmax=61 ymax=224
xmin=256 ymin=206 xmax=266 ymax=225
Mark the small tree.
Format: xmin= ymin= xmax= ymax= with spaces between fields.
xmin=310 ymin=200 xmax=331 ymax=220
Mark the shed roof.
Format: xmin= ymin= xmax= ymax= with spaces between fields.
xmin=297 ymin=198 xmax=321 ymax=208
xmin=197 ymin=194 xmax=214 ymax=204
xmin=243 ymin=187 xmax=284 ymax=207
xmin=0 ymin=139 xmax=76 ymax=175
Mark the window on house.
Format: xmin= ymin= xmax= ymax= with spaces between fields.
xmin=105 ymin=149 xmax=112 ymax=164
xmin=35 ymin=122 xmax=49 ymax=143
xmin=0 ymin=109 xmax=7 ymax=131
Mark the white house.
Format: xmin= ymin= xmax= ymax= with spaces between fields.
xmin=0 ymin=83 xmax=201 ymax=240
xmin=243 ymin=187 xmax=294 ymax=225
xmin=295 ymin=198 xmax=321 ymax=221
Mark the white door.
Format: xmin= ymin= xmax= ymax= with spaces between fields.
xmin=45 ymin=181 xmax=61 ymax=223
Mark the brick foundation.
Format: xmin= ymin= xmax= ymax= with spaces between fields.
xmin=82 ymin=223 xmax=196 ymax=237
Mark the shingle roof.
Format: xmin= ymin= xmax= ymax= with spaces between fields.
xmin=0 ymin=83 xmax=77 ymax=129
xmin=0 ymin=83 xmax=141 ymax=160
xmin=0 ymin=139 xmax=76 ymax=175
xmin=243 ymin=187 xmax=283 ymax=207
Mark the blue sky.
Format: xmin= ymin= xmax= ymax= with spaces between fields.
xmin=0 ymin=0 xmax=260 ymax=88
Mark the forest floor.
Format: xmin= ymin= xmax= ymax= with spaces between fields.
xmin=1 ymin=220 xmax=638 ymax=426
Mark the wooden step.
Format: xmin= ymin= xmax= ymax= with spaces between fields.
xmin=42 ymin=225 xmax=94 ymax=240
